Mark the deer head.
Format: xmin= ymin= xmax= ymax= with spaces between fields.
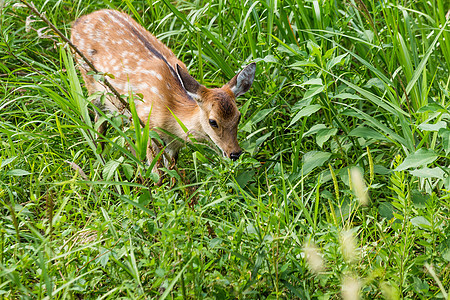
xmin=176 ymin=63 xmax=256 ymax=160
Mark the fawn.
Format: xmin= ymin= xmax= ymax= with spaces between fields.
xmin=71 ymin=9 xmax=255 ymax=175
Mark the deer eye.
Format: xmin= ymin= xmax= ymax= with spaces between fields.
xmin=209 ymin=119 xmax=218 ymax=128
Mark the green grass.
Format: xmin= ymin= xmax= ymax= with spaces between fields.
xmin=1 ymin=0 xmax=449 ymax=298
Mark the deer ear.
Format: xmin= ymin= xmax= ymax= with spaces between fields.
xmin=176 ymin=64 xmax=201 ymax=100
xmin=227 ymin=63 xmax=256 ymax=98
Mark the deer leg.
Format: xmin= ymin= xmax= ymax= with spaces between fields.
xmin=147 ymin=140 xmax=164 ymax=185
xmin=162 ymin=147 xmax=179 ymax=170
xmin=169 ymin=151 xmax=178 ymax=169
xmin=164 ymin=148 xmax=179 ymax=188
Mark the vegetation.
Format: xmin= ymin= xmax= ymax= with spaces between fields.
xmin=1 ymin=0 xmax=449 ymax=298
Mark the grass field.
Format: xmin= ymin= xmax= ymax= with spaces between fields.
xmin=1 ymin=0 xmax=449 ymax=298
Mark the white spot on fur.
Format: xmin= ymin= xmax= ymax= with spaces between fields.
xmin=77 ymin=39 xmax=86 ymax=50
xmin=107 ymin=11 xmax=121 ymax=24
xmin=141 ymin=70 xmax=163 ymax=80
xmin=95 ymin=62 xmax=105 ymax=71
xmin=72 ymin=32 xmax=80 ymax=41
xmin=94 ymin=35 xmax=103 ymax=43
xmin=85 ymin=23 xmax=95 ymax=36
xmin=138 ymin=83 xmax=149 ymax=90
xmin=150 ymin=86 xmax=159 ymax=95
xmin=137 ymin=59 xmax=146 ymax=66
xmin=111 ymin=82 xmax=123 ymax=90
xmin=140 ymin=105 xmax=151 ymax=116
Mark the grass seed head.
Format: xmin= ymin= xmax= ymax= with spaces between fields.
xmin=340 ymin=230 xmax=358 ymax=263
xmin=303 ymin=242 xmax=324 ymax=274
xmin=350 ymin=167 xmax=369 ymax=206
xmin=341 ymin=275 xmax=360 ymax=300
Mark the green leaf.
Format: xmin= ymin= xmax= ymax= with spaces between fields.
xmin=289 ymin=105 xmax=321 ymax=127
xmin=96 ymin=249 xmax=110 ymax=267
xmin=307 ymin=40 xmax=321 ymax=57
xmin=236 ymin=170 xmax=255 ymax=188
xmin=418 ymin=101 xmax=447 ymax=113
xmin=316 ymin=128 xmax=337 ymax=148
xmin=332 ymin=93 xmax=363 ymax=100
xmin=0 ymin=156 xmax=17 ymax=169
xmin=364 ymin=78 xmax=385 ymax=90
xmin=6 ymin=169 xmax=31 ymax=176
xmin=292 ymin=97 xmax=314 ymax=111
xmin=411 ymin=190 xmax=428 ymax=209
xmin=404 ymin=22 xmax=446 ymax=98
xmin=149 ymin=172 xmax=160 ymax=184
xmin=443 ymin=248 xmax=450 ymax=262
xmin=374 ymin=165 xmax=391 ymax=175
xmin=438 ymin=128 xmax=450 ymax=155
xmin=395 ymin=149 xmax=438 ymax=171
xmin=323 ymin=46 xmax=337 ymax=60
xmin=122 ymin=163 xmax=134 ymax=181
xmin=262 ymin=55 xmax=278 ymax=63
xmin=363 ymin=29 xmax=374 ymax=43
xmin=302 ymin=151 xmax=332 ymax=175
xmin=409 ymin=167 xmax=445 ymax=180
xmin=304 ymin=124 xmax=327 ymax=137
xmin=348 ymin=126 xmax=389 ymax=141
xmin=103 ymin=159 xmax=121 ymax=181
xmin=254 ymin=131 xmax=273 ymax=151
xmin=417 ymin=121 xmax=446 ymax=132
xmin=289 ymin=61 xmax=319 ymax=69
xmin=326 ymin=53 xmax=348 ymax=70
xmin=208 ymin=238 xmax=223 ymax=249
xmin=301 ymin=78 xmax=323 ymax=86
xmin=301 ymin=85 xmax=324 ymax=102
xmin=251 ymin=108 xmax=276 ymax=124
xmin=138 ymin=190 xmax=151 ymax=206
xmin=378 ymin=202 xmax=394 ymax=219
xmin=412 ymin=277 xmax=429 ymax=293
xmin=410 ymin=216 xmax=431 ymax=230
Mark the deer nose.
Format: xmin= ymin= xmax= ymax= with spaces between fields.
xmin=230 ymin=151 xmax=242 ymax=161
